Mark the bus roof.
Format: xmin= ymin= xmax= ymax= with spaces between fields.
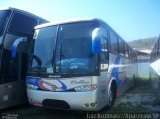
xmin=34 ymin=17 xmax=134 ymax=51
xmin=0 ymin=7 xmax=48 ymax=22
xmin=35 ymin=18 xmax=101 ymax=29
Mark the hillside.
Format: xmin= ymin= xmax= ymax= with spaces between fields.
xmin=127 ymin=37 xmax=157 ymax=50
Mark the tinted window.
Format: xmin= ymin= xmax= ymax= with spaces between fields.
xmin=128 ymin=48 xmax=132 ymax=59
xmin=155 ymin=43 xmax=158 ymax=57
xmin=31 ymin=26 xmax=58 ymax=74
xmin=101 ymin=35 xmax=108 ymax=51
xmin=152 ymin=47 xmax=155 ymax=59
xmin=0 ymin=10 xmax=11 ymax=35
xmin=158 ymin=37 xmax=160 ymax=55
xmin=8 ymin=12 xmax=37 ymax=35
xmin=21 ymin=52 xmax=28 ymax=80
xmin=156 ymin=40 xmax=159 ymax=56
xmin=0 ymin=49 xmax=19 ymax=84
xmin=100 ymin=36 xmax=109 ymax=71
xmin=131 ymin=50 xmax=134 ymax=60
xmin=118 ymin=38 xmax=125 ymax=56
xmin=134 ymin=51 xmax=137 ymax=61
xmin=0 ymin=10 xmax=11 ymax=43
xmin=124 ymin=44 xmax=129 ymax=57
xmin=55 ymin=22 xmax=97 ymax=74
xmin=110 ymin=32 xmax=118 ymax=53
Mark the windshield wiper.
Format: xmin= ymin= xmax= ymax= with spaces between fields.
xmin=30 ymin=55 xmax=43 ymax=74
xmin=33 ymin=55 xmax=42 ymax=66
xmin=57 ymin=44 xmax=72 ymax=73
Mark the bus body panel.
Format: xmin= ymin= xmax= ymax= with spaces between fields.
xmin=108 ymin=53 xmax=135 ymax=96
xmin=27 ymin=76 xmax=102 ymax=111
xmin=150 ymin=65 xmax=160 ymax=101
xmin=26 ymin=76 xmax=93 ymax=92
xmin=0 ymin=80 xmax=26 ymax=109
xmin=27 ymin=88 xmax=100 ymax=111
xmin=150 ymin=35 xmax=160 ymax=101
xmin=150 ymin=50 xmax=160 ymax=101
xmin=98 ymin=72 xmax=111 ymax=108
xmin=150 ymin=66 xmax=160 ymax=90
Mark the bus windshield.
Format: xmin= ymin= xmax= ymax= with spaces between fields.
xmin=31 ymin=22 xmax=98 ymax=75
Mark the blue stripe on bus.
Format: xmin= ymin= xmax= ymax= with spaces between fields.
xmin=111 ymin=55 xmax=121 ymax=88
xmin=58 ymin=80 xmax=67 ymax=90
xmin=26 ymin=76 xmax=41 ymax=88
xmin=26 ymin=76 xmax=68 ymax=91
xmin=111 ymin=55 xmax=128 ymax=96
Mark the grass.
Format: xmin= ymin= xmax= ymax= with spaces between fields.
xmin=107 ymin=102 xmax=149 ymax=113
xmin=103 ymin=77 xmax=160 ymax=113
xmin=134 ymin=77 xmax=151 ymax=87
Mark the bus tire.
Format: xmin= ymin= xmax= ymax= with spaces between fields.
xmin=108 ymin=81 xmax=116 ymax=108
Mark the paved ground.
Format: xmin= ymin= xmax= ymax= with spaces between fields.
xmin=0 ymin=79 xmax=160 ymax=119
xmin=108 ymin=86 xmax=160 ymax=113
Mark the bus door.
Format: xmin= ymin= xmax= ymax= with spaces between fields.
xmin=0 ymin=11 xmax=38 ymax=107
xmin=99 ymin=33 xmax=109 ymax=102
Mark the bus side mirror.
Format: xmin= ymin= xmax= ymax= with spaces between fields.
xmin=11 ymin=37 xmax=27 ymax=57
xmin=92 ymin=28 xmax=101 ymax=54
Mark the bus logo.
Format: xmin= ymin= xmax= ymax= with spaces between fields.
xmin=38 ymin=80 xmax=67 ymax=91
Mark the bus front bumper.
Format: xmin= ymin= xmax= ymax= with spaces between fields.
xmin=27 ymin=89 xmax=100 ymax=111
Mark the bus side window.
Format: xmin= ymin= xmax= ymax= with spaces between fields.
xmin=124 ymin=44 xmax=129 ymax=58
xmin=0 ymin=10 xmax=11 ymax=44
xmin=8 ymin=12 xmax=38 ymax=35
xmin=156 ymin=40 xmax=159 ymax=57
xmin=110 ymin=32 xmax=118 ymax=53
xmin=118 ymin=38 xmax=125 ymax=56
xmin=128 ymin=48 xmax=131 ymax=59
xmin=158 ymin=38 xmax=160 ymax=56
xmin=100 ymin=35 xmax=108 ymax=71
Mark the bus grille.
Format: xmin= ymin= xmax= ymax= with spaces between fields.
xmin=42 ymin=99 xmax=70 ymax=109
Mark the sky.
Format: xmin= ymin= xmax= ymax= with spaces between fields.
xmin=0 ymin=0 xmax=160 ymax=41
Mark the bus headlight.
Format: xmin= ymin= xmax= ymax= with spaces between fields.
xmin=74 ymin=84 xmax=97 ymax=92
xmin=27 ymin=84 xmax=38 ymax=90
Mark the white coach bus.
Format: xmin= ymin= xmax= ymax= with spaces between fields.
xmin=26 ymin=18 xmax=137 ymax=111
xmin=0 ymin=7 xmax=48 ymax=109
xmin=150 ymin=35 xmax=160 ymax=102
